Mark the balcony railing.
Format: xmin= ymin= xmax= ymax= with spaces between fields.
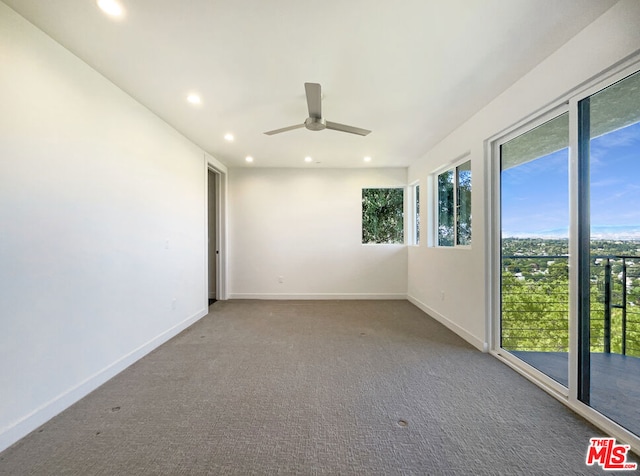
xmin=501 ymin=254 xmax=640 ymax=357
xmin=591 ymin=255 xmax=640 ymax=356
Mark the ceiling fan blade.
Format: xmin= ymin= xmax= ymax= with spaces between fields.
xmin=325 ymin=121 xmax=371 ymax=136
xmin=264 ymin=124 xmax=305 ymax=135
xmin=305 ymin=83 xmax=322 ymax=118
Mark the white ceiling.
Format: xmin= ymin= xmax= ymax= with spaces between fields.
xmin=3 ymin=0 xmax=618 ymax=168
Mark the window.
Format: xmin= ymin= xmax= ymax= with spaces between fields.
xmin=415 ymin=184 xmax=420 ymax=245
xmin=407 ymin=182 xmax=420 ymax=245
xmin=436 ymin=159 xmax=471 ymax=246
xmin=362 ymin=188 xmax=404 ymax=244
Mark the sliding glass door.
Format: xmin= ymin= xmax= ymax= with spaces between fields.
xmin=578 ymin=69 xmax=640 ymax=437
xmin=500 ymin=112 xmax=570 ymax=387
xmin=497 ymin=67 xmax=640 ymax=438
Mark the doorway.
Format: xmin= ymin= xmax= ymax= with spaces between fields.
xmin=208 ymin=168 xmax=218 ymax=306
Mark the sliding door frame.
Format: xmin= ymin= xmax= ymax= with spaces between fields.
xmin=488 ymin=55 xmax=640 ymax=453
xmin=490 ymin=103 xmax=570 ymax=400
xmin=567 ymin=60 xmax=640 ymax=431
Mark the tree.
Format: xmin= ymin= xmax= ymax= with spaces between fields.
xmin=437 ymin=170 xmax=454 ymax=246
xmin=500 ymin=238 xmax=640 ymax=357
xmin=362 ymin=188 xmax=404 ymax=244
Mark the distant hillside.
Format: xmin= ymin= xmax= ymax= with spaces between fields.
xmin=503 ymin=225 xmax=640 ymax=240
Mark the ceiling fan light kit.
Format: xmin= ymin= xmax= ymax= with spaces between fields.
xmin=264 ymin=83 xmax=371 ymax=137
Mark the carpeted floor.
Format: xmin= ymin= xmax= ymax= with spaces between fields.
xmin=0 ymin=300 xmax=628 ymax=475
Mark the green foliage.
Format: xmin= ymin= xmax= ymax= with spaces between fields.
xmin=362 ymin=188 xmax=404 ymax=244
xmin=501 ymin=270 xmax=569 ymax=352
xmin=438 ymin=171 xmax=454 ymax=246
xmin=438 ymin=161 xmax=472 ymax=246
xmin=456 ymin=163 xmax=472 ymax=246
xmin=501 ymin=238 xmax=640 ymax=357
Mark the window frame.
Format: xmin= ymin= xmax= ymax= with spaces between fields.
xmin=432 ymin=154 xmax=472 ymax=249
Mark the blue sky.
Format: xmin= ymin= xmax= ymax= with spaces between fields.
xmin=501 ymin=121 xmax=640 ymax=238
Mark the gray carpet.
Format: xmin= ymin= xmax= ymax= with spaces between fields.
xmin=0 ymin=300 xmax=630 ymax=475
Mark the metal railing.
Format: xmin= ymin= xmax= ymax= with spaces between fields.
xmin=501 ymin=255 xmax=569 ymax=352
xmin=591 ymin=255 xmax=640 ymax=356
xmin=501 ymin=254 xmax=640 ymax=357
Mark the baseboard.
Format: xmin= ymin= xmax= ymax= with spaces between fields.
xmin=407 ymin=295 xmax=486 ymax=352
xmin=227 ymin=293 xmax=407 ymax=300
xmin=0 ymin=307 xmax=208 ymax=453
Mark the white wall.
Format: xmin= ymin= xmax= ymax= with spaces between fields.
xmin=407 ymin=0 xmax=640 ymax=351
xmin=229 ymin=167 xmax=408 ymax=299
xmin=3 ymin=0 xmax=638 ymax=455
xmin=0 ymin=3 xmax=208 ymax=451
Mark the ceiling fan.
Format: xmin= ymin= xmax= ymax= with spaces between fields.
xmin=264 ymin=83 xmax=371 ymax=136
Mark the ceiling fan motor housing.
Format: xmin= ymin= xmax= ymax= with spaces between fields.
xmin=305 ymin=116 xmax=326 ymax=131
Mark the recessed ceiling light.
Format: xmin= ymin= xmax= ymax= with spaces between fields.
xmin=187 ymin=94 xmax=201 ymax=105
xmin=97 ymin=0 xmax=124 ymax=17
xmin=304 ymin=156 xmax=313 ymax=163
xmin=224 ymin=133 xmax=234 ymax=141
xmin=364 ymin=156 xmax=372 ymax=162
xmin=245 ymin=156 xmax=254 ymax=163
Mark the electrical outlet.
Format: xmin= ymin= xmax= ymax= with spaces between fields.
xmin=278 ymin=276 xmax=284 ymax=284
xmin=440 ymin=291 xmax=445 ymax=301
xmin=171 ymin=298 xmax=177 ymax=310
